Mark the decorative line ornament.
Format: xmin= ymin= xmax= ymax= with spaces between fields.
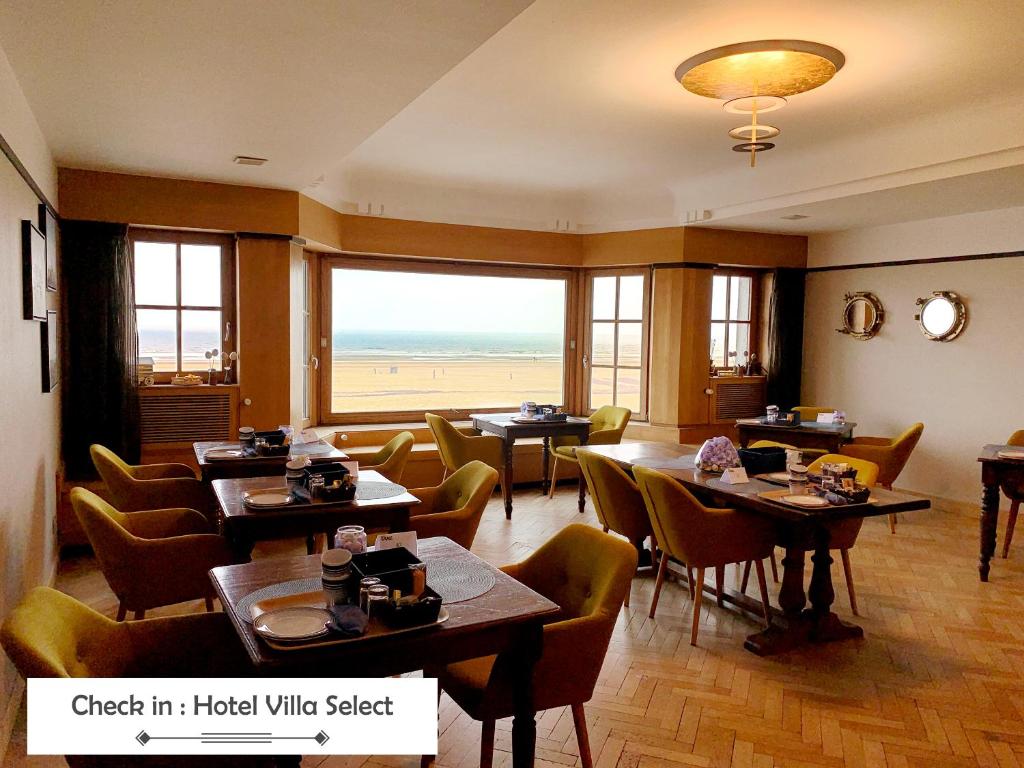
xmin=675 ymin=40 xmax=844 ymax=167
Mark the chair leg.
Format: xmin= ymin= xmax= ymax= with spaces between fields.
xmin=769 ymin=551 xmax=779 ymax=583
xmin=548 ymin=456 xmax=560 ymax=499
xmin=1003 ymin=500 xmax=1020 ymax=558
xmin=690 ymin=568 xmax=705 ymax=646
xmin=480 ymin=719 xmax=495 ymax=768
xmin=572 ymin=703 xmax=593 ymax=768
xmin=740 ymin=561 xmax=752 ymax=593
xmin=204 ymin=596 xmax=215 ymax=612
xmin=715 ymin=566 xmax=725 ymax=607
xmin=133 ymin=609 xmax=145 ymax=620
xmin=686 ymin=566 xmax=695 ymax=600
xmin=888 ymin=513 xmax=897 ymax=534
xmin=840 ymin=549 xmax=859 ymax=616
xmin=754 ymin=559 xmax=772 ymax=627
xmin=649 ymin=549 xmax=669 ymax=618
xmin=116 ymin=602 xmax=127 ymax=622
xmin=623 ymin=578 xmax=631 ymax=608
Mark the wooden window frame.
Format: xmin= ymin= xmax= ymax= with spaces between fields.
xmin=583 ymin=267 xmax=652 ymax=420
xmin=318 ymin=255 xmax=577 ymax=425
xmin=710 ymin=269 xmax=761 ymax=374
xmin=131 ymin=228 xmax=237 ymax=383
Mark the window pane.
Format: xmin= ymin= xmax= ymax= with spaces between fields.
xmin=330 ymin=269 xmax=565 ymax=413
xmin=589 ymin=367 xmax=614 ymax=410
xmin=137 ymin=308 xmax=177 ymax=372
xmin=711 ymin=275 xmax=728 ymax=320
xmin=134 ymin=242 xmax=176 ymax=305
xmin=182 ymin=310 xmax=222 ymax=371
xmin=181 ymin=244 xmax=222 ymax=306
xmin=618 ymin=275 xmax=644 ymax=320
xmin=591 ymin=322 xmax=615 ymax=366
xmin=729 ymin=276 xmax=752 ymax=321
xmin=615 ymin=368 xmax=641 ymax=414
xmin=727 ymin=322 xmax=750 ymax=368
xmin=592 ymin=276 xmax=616 ymax=320
xmin=617 ymin=323 xmax=642 ymax=367
xmin=710 ymin=322 xmax=726 ymax=368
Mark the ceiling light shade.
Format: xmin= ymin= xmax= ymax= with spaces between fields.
xmin=675 ymin=40 xmax=845 ymax=100
xmin=723 ymin=95 xmax=787 ymax=114
xmin=731 ymin=142 xmax=775 ymax=153
xmin=729 ymin=124 xmax=780 ymax=140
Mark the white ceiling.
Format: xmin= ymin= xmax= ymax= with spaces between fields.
xmin=2 ymin=0 xmax=1023 ymax=234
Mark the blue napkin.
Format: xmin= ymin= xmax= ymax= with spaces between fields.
xmin=329 ymin=604 xmax=368 ymax=637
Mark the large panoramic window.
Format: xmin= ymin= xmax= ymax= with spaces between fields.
xmin=132 ymin=230 xmax=235 ymax=379
xmin=324 ymin=260 xmax=568 ymax=421
xmin=710 ymin=272 xmax=757 ymax=371
xmin=586 ymin=270 xmax=649 ymax=417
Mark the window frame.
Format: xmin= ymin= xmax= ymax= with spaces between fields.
xmin=318 ymin=254 xmax=577 ymax=425
xmin=583 ymin=267 xmax=652 ymax=420
xmin=709 ymin=269 xmax=761 ymax=374
xmin=131 ymin=228 xmax=237 ymax=383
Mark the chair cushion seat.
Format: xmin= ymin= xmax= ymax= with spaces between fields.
xmin=438 ymin=654 xmax=510 ymax=721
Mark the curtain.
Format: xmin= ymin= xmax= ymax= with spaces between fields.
xmin=61 ymin=220 xmax=140 ymax=479
xmin=765 ymin=267 xmax=806 ymax=411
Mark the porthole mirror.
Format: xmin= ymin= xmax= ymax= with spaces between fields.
xmin=836 ymin=292 xmax=884 ymax=340
xmin=915 ymin=291 xmax=967 ymax=341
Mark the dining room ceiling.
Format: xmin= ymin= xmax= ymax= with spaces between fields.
xmin=2 ymin=0 xmax=1023 ymax=234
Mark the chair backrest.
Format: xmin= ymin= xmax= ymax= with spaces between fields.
xmin=423 ymin=461 xmax=499 ymax=548
xmin=633 ymin=466 xmax=720 ymax=566
xmin=71 ymin=487 xmax=139 ymax=599
xmin=577 ymin=450 xmax=652 ymax=542
xmin=372 ymin=431 xmax=416 ymax=482
xmin=0 ymin=587 xmax=126 ymax=678
xmin=807 ymin=454 xmax=880 ymax=486
xmin=89 ymin=443 xmax=137 ymax=506
xmin=499 ymin=524 xmax=636 ymax=709
xmin=793 ymin=406 xmax=835 ymax=421
xmin=887 ymin=423 xmax=925 ymax=481
xmin=589 ymin=405 xmax=631 ymax=436
xmin=425 ymin=413 xmax=465 ymax=471
xmin=1008 ymin=430 xmax=1024 ymax=447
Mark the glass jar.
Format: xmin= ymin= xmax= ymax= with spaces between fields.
xmin=409 ymin=563 xmax=427 ymax=597
xmin=238 ymin=426 xmax=256 ymax=452
xmin=365 ymin=585 xmax=389 ymax=620
xmin=359 ymin=577 xmax=382 ymax=612
xmin=334 ymin=525 xmax=367 ymax=554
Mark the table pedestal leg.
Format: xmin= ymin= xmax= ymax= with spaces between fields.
xmin=806 ymin=530 xmax=862 ymax=644
xmin=511 ymin=623 xmax=543 ymax=768
xmin=980 ymin=481 xmax=1000 ymax=582
xmin=503 ymin=439 xmax=515 ymax=520
xmin=541 ymin=436 xmax=551 ymax=494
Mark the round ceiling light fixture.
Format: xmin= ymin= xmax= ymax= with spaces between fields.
xmin=675 ymin=40 xmax=844 ymax=167
xmin=728 ymin=124 xmax=780 ymax=141
xmin=731 ymin=142 xmax=776 ymax=154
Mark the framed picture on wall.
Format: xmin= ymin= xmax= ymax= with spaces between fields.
xmin=40 ymin=309 xmax=59 ymax=392
xmin=21 ymin=220 xmax=46 ymax=320
xmin=38 ymin=203 xmax=58 ymax=291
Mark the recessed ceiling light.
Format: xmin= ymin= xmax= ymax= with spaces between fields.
xmin=233 ymin=155 xmax=267 ymax=166
xmin=781 ymin=214 xmax=810 ymax=220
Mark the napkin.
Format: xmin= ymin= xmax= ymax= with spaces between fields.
xmin=329 ymin=604 xmax=368 ymax=637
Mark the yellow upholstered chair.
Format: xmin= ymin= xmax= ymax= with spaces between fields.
xmin=408 ymin=461 xmax=499 ymax=549
xmin=1000 ymin=430 xmax=1024 ymax=558
xmin=90 ymin=444 xmax=213 ymax=522
xmin=793 ymin=406 xmax=836 ymax=421
xmin=577 ymin=449 xmax=655 ymax=609
xmin=347 ymin=431 xmax=415 ymax=483
xmin=426 ymin=413 xmax=505 ymax=492
xmin=431 ymin=524 xmax=636 ymax=768
xmin=548 ymin=405 xmax=631 ymax=498
xmin=72 ymin=488 xmax=235 ymax=620
xmin=749 ymin=439 xmax=827 ymax=462
xmin=634 ymin=466 xmax=774 ymax=645
xmin=839 ymin=422 xmax=924 ymax=533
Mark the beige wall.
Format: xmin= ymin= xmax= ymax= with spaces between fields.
xmin=803 ymin=212 xmax=1024 ymax=503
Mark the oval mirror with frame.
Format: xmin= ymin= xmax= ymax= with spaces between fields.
xmin=915 ymin=291 xmax=967 ymax=341
xmin=836 ymin=292 xmax=885 ymax=340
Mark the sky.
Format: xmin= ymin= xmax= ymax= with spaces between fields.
xmin=331 ymin=269 xmax=567 ymax=334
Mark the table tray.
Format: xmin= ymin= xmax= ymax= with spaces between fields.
xmin=242 ymin=486 xmax=354 ymax=510
xmin=758 ymin=488 xmax=879 ymax=509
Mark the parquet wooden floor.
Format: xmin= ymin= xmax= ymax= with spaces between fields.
xmin=7 ymin=484 xmax=1024 ymax=768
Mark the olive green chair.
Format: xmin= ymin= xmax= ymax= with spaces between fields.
xmin=430 ymin=524 xmax=636 ymax=768
xmin=90 ymin=444 xmax=214 ymax=523
xmin=840 ymin=422 xmax=924 ymax=533
xmin=577 ymin=449 xmax=657 ymax=609
xmin=548 ymin=405 xmax=631 ymax=499
xmin=1000 ymin=430 xmax=1024 ymax=558
xmin=71 ymin=487 xmax=235 ymax=620
xmin=346 ymin=430 xmax=415 ymax=483
xmin=634 ymin=466 xmax=775 ymax=645
xmin=425 ymin=413 xmax=505 ymax=496
xmin=407 ymin=461 xmax=499 ymax=550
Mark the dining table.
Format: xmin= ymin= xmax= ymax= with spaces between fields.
xmin=735 ymin=417 xmax=856 ymax=454
xmin=471 ymin=413 xmax=592 ymax=518
xmin=977 ymin=444 xmax=1024 ymax=581
xmin=194 ymin=439 xmax=349 ymax=481
xmin=209 ymin=535 xmax=560 ymax=768
xmin=581 ymin=441 xmax=930 ymax=655
xmin=210 ymin=470 xmax=419 ymax=559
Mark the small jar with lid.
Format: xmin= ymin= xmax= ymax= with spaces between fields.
xmin=285 ymin=456 xmax=309 ymax=494
xmin=321 ymin=548 xmax=353 ymax=607
xmin=238 ymin=426 xmax=256 ymax=452
xmin=334 ymin=525 xmax=367 ymax=554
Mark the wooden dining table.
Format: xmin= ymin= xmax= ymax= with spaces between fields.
xmin=582 ymin=441 xmax=930 ymax=655
xmin=735 ymin=418 xmax=856 ymax=454
xmin=209 ymin=536 xmax=560 ymax=768
xmin=978 ymin=444 xmax=1024 ymax=581
xmin=210 ymin=470 xmax=418 ymax=558
xmin=194 ymin=440 xmax=349 ymax=481
xmin=471 ymin=413 xmax=592 ymax=518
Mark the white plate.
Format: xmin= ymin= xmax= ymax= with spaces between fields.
xmin=765 ymin=471 xmax=791 ymax=482
xmin=254 ymin=607 xmax=331 ymax=641
xmin=205 ymin=448 xmax=245 ymax=460
xmin=782 ymin=494 xmax=829 ymax=508
xmin=244 ymin=491 xmax=293 ymax=507
xmin=998 ymin=450 xmax=1024 ymax=460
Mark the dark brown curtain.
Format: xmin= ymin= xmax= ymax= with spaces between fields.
xmin=765 ymin=267 xmax=806 ymax=411
xmin=60 ymin=220 xmax=140 ymax=479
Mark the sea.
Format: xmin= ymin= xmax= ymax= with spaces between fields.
xmin=331 ymin=330 xmax=563 ymax=361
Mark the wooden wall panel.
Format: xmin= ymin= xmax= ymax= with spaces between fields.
xmin=581 ymin=227 xmax=685 ymax=267
xmin=682 ymin=227 xmax=807 ymax=268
